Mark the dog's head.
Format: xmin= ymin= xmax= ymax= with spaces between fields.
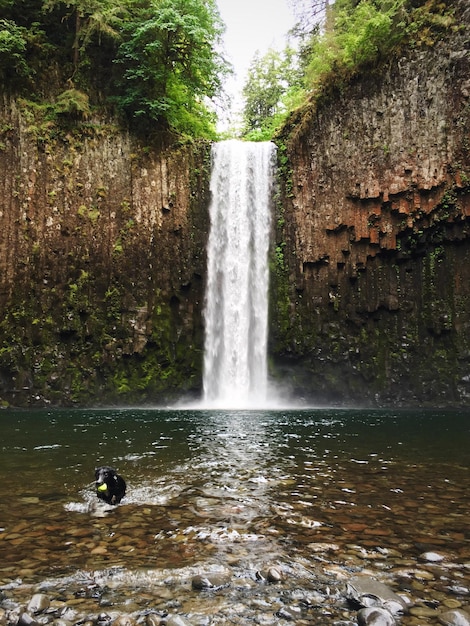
xmin=95 ymin=465 xmax=118 ymax=495
xmin=94 ymin=465 xmax=126 ymax=505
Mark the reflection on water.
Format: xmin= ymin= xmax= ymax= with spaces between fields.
xmin=0 ymin=407 xmax=469 ymax=621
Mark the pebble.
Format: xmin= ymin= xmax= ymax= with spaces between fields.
xmin=438 ymin=609 xmax=470 ymax=626
xmin=17 ymin=614 xmax=40 ymax=626
xmin=164 ymin=616 xmax=189 ymax=626
xmin=275 ymin=606 xmax=302 ymax=620
xmin=357 ymin=607 xmax=396 ymax=626
xmin=145 ymin=615 xmax=161 ymax=626
xmin=27 ymin=595 xmax=50 ymax=615
xmin=97 ymin=612 xmax=112 ymax=626
xmin=256 ymin=566 xmax=283 ymax=583
xmin=413 ymin=569 xmax=435 ymax=580
xmin=112 ymin=616 xmax=136 ymax=626
xmin=345 ymin=576 xmax=407 ymax=614
xmin=409 ymin=605 xmax=439 ymax=618
xmin=419 ymin=552 xmax=445 ymax=563
xmin=443 ymin=599 xmax=463 ymax=609
xmin=191 ymin=573 xmax=230 ymax=591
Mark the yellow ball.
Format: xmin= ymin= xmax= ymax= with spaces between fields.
xmin=97 ymin=483 xmax=108 ymax=492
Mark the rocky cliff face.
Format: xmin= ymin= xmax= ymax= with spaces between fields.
xmin=0 ymin=98 xmax=211 ymax=406
xmin=272 ymin=4 xmax=470 ymax=406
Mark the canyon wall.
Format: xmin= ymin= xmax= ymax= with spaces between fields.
xmin=272 ymin=2 xmax=470 ymax=406
xmin=0 ymin=98 xmax=211 ymax=406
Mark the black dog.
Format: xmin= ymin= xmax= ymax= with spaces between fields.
xmin=95 ymin=466 xmax=126 ymax=505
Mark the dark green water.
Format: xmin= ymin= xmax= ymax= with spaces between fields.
xmin=0 ymin=407 xmax=469 ymax=623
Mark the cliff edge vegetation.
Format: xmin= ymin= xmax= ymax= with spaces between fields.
xmin=0 ymin=0 xmax=229 ymax=138
xmin=241 ymin=0 xmax=458 ymax=141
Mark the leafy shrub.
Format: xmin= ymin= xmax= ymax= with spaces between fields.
xmin=55 ymin=89 xmax=91 ymax=119
xmin=0 ymin=19 xmax=30 ymax=82
xmin=306 ymin=0 xmax=408 ymax=88
xmin=112 ymin=0 xmax=227 ymax=138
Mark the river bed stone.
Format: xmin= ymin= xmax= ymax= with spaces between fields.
xmin=438 ymin=609 xmax=470 ymax=626
xmin=357 ymin=607 xmax=396 ymax=626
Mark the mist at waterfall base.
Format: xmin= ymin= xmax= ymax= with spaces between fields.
xmin=202 ymin=140 xmax=280 ymax=410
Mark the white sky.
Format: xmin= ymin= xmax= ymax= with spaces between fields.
xmin=215 ymin=0 xmax=297 ymax=130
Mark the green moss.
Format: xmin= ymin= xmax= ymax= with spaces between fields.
xmin=77 ymin=204 xmax=100 ymax=223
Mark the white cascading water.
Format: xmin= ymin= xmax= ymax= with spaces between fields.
xmin=203 ymin=140 xmax=276 ymax=409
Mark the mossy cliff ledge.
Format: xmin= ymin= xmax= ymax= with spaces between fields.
xmin=272 ymin=2 xmax=470 ymax=406
xmin=0 ymin=97 xmax=211 ymax=406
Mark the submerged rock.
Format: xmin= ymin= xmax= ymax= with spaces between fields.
xmin=112 ymin=616 xmax=137 ymax=626
xmin=191 ymin=573 xmax=230 ymax=591
xmin=438 ymin=609 xmax=470 ymax=626
xmin=17 ymin=613 xmax=40 ymax=626
xmin=357 ymin=607 xmax=395 ymax=626
xmin=275 ymin=605 xmax=302 ymax=620
xmin=26 ymin=595 xmax=50 ymax=615
xmin=97 ymin=612 xmax=112 ymax=626
xmin=145 ymin=614 xmax=163 ymax=626
xmin=346 ymin=577 xmax=407 ymax=615
xmin=256 ymin=566 xmax=283 ymax=583
xmin=419 ymin=551 xmax=445 ymax=563
xmin=164 ymin=616 xmax=189 ymax=626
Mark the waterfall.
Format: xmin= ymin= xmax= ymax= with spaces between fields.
xmin=203 ymin=140 xmax=276 ymax=409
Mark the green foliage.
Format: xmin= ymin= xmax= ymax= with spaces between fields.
xmin=305 ymin=0 xmax=408 ymax=88
xmin=303 ymin=0 xmax=455 ymax=93
xmin=113 ymin=0 xmax=226 ymax=137
xmin=242 ymin=46 xmax=306 ymax=140
xmin=0 ymin=0 xmax=229 ymax=139
xmin=0 ymin=0 xmax=458 ymax=140
xmin=55 ymin=88 xmax=91 ymax=118
xmin=0 ymin=19 xmax=30 ymax=83
xmin=42 ymin=0 xmax=127 ymax=76
xmin=241 ymin=0 xmax=451 ymax=140
xmin=405 ymin=0 xmax=456 ymax=46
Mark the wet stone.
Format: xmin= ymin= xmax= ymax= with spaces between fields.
xmin=345 ymin=577 xmax=407 ymax=614
xmin=448 ymin=586 xmax=470 ymax=596
xmin=308 ymin=542 xmax=340 ymax=553
xmin=256 ymin=566 xmax=283 ymax=583
xmin=357 ymin=607 xmax=396 ymax=626
xmin=97 ymin=612 xmax=112 ymax=626
xmin=438 ymin=609 xmax=470 ymax=626
xmin=27 ymin=595 xmax=50 ymax=615
xmin=410 ymin=580 xmax=425 ymax=591
xmin=275 ymin=606 xmax=302 ymax=620
xmin=18 ymin=613 xmax=41 ymax=626
xmin=112 ymin=616 xmax=137 ymax=626
xmin=443 ymin=599 xmax=463 ymax=609
xmin=413 ymin=568 xmax=435 ymax=580
xmin=164 ymin=616 xmax=189 ymax=626
xmin=191 ymin=573 xmax=230 ymax=591
xmin=409 ymin=605 xmax=439 ymax=618
xmin=419 ymin=552 xmax=445 ymax=563
xmin=145 ymin=614 xmax=163 ymax=626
